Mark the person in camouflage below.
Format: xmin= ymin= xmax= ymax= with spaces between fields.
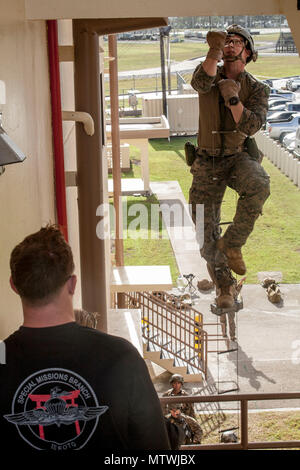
xmin=162 ymin=374 xmax=196 ymax=418
xmin=165 ymin=404 xmax=203 ymax=446
xmin=189 ymin=24 xmax=270 ymax=309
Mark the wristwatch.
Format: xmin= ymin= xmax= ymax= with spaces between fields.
xmin=229 ymin=96 xmax=240 ymax=106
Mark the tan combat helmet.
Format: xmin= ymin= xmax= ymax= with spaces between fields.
xmin=170 ymin=374 xmax=184 ymax=384
xmin=226 ymin=24 xmax=258 ymax=63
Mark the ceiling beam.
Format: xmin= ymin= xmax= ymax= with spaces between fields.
xmin=25 ymin=0 xmax=282 ymax=20
xmin=70 ymin=17 xmax=168 ymax=35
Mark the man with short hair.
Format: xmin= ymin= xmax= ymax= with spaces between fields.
xmin=189 ymin=25 xmax=270 ymax=309
xmin=0 ymin=225 xmax=170 ymax=452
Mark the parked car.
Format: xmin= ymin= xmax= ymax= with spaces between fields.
xmin=267 ymin=104 xmax=289 ymax=116
xmin=267 ymin=101 xmax=300 ymax=117
xmin=268 ymin=98 xmax=293 ymax=109
xmin=267 ymin=98 xmax=293 ymax=117
xmin=286 ymin=78 xmax=300 ymax=92
xmin=267 ymin=111 xmax=298 ymax=122
xmin=273 ymin=91 xmax=295 ymax=100
xmin=268 ymin=92 xmax=295 ymax=101
xmin=286 ymin=101 xmax=300 ymax=112
xmin=266 ymin=114 xmax=300 ymax=142
xmin=282 ymin=131 xmax=296 ymax=151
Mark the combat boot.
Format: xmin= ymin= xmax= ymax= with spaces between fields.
xmin=216 ymin=238 xmax=246 ymax=276
xmin=207 ymin=263 xmax=236 ymax=309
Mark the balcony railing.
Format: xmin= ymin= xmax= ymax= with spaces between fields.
xmin=161 ymin=392 xmax=300 ymax=450
xmin=125 ymin=290 xmax=208 ymax=378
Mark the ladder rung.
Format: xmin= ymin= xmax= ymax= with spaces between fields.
xmin=219 ymin=426 xmax=239 ymax=434
xmin=218 ymin=347 xmax=238 ymax=355
xmin=218 ymin=387 xmax=239 ymax=395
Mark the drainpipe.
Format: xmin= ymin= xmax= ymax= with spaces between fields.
xmin=46 ymin=20 xmax=68 ymax=242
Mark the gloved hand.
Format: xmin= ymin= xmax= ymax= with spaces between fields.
xmin=206 ymin=31 xmax=227 ymax=61
xmin=218 ymin=79 xmax=241 ymax=107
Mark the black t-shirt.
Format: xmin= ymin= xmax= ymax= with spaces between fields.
xmin=0 ymin=322 xmax=170 ymax=453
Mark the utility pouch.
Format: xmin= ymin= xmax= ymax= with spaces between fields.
xmin=244 ymin=136 xmax=263 ymax=163
xmin=184 ymin=141 xmax=197 ymax=166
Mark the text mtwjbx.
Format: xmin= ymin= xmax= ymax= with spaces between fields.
xmin=104 ymin=454 xmax=196 ymax=467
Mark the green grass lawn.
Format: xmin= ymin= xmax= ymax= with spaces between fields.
xmin=119 ymin=194 xmax=180 ymax=282
xmin=120 ymin=136 xmax=300 ymax=284
xmin=106 ymin=35 xmax=295 ymax=75
xmin=247 ymin=56 xmax=300 ymax=79
xmin=201 ymin=410 xmax=300 ymax=445
xmin=104 ymin=41 xmax=209 ymax=72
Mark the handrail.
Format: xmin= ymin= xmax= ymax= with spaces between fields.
xmin=160 ymin=392 xmax=300 ymax=450
xmin=123 ymin=291 xmax=208 ymax=378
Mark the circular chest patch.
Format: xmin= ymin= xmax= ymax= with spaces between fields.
xmin=4 ymin=368 xmax=108 ymax=451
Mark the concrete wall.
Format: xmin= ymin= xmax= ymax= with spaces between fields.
xmin=0 ymin=8 xmax=55 ymax=338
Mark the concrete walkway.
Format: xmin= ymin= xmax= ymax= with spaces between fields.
xmin=150 ymin=181 xmax=300 ymax=409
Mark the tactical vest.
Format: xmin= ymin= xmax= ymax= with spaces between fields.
xmin=196 ymin=70 xmax=257 ymax=156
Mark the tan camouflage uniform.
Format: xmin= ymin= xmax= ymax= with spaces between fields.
xmin=162 ymin=389 xmax=196 ymax=419
xmin=166 ymin=413 xmax=203 ymax=445
xmin=189 ymin=64 xmax=270 ymax=274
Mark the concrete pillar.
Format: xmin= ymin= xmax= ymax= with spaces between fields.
xmin=282 ymin=150 xmax=289 ymax=174
xmin=293 ymin=158 xmax=298 ymax=185
xmin=297 ymin=161 xmax=300 ymax=188
xmin=278 ymin=147 xmax=284 ymax=172
xmin=275 ymin=143 xmax=281 ymax=168
xmin=285 ymin=152 xmax=291 ymax=176
xmin=266 ymin=138 xmax=273 ymax=162
xmin=73 ymin=20 xmax=108 ymax=332
xmin=288 ymin=153 xmax=294 ymax=180
xmin=272 ymin=140 xmax=278 ymax=165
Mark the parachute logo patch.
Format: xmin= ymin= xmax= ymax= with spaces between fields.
xmin=4 ymin=368 xmax=108 ymax=451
